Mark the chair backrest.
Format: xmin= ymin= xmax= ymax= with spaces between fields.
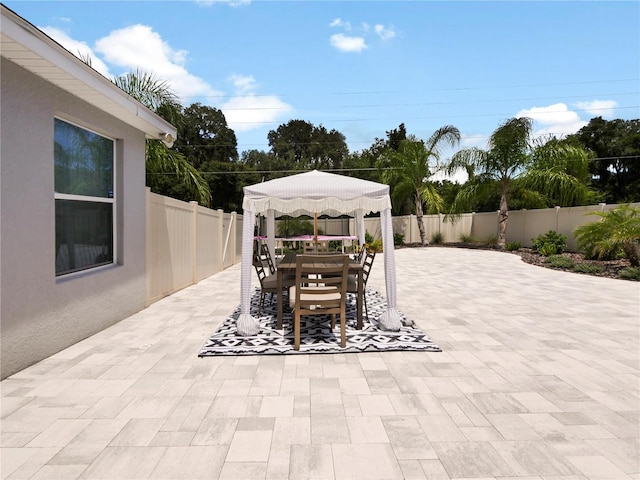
xmin=295 ymin=254 xmax=349 ymax=312
xmin=260 ymin=243 xmax=276 ymax=275
xmin=253 ymin=261 xmax=268 ymax=286
xmin=360 ymin=251 xmax=376 ymax=286
xmin=303 ymin=241 xmax=315 ymax=254
xmin=354 ymin=244 xmax=366 ymax=264
xmin=316 ymin=240 xmax=329 ymax=253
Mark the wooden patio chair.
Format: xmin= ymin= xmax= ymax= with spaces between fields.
xmin=347 ymin=250 xmax=375 ymax=320
xmin=253 ymin=249 xmax=293 ymax=315
xmin=289 ymin=254 xmax=349 ymax=350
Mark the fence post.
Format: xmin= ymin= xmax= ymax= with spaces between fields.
xmin=230 ymin=211 xmax=238 ymax=263
xmin=190 ymin=201 xmax=198 ymax=284
xmin=145 ymin=187 xmax=152 ymax=306
xmin=217 ymin=209 xmax=224 ymax=272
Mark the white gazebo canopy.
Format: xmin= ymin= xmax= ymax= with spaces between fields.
xmin=238 ymin=170 xmax=403 ymax=335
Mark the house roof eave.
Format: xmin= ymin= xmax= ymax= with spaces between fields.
xmin=0 ymin=4 xmax=177 ymax=141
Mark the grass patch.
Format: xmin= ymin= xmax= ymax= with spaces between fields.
xmin=505 ymin=241 xmax=521 ymax=251
xmin=573 ymin=263 xmax=604 ymax=274
xmin=546 ymin=255 xmax=576 ymax=269
xmin=620 ymin=267 xmax=640 ymax=281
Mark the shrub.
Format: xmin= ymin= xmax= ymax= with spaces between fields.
xmin=532 ymin=230 xmax=567 ymax=256
xmin=459 ymin=234 xmax=475 ymax=243
xmin=328 ymin=240 xmax=342 ymax=251
xmin=431 ymin=231 xmax=444 ymax=244
xmin=277 ymin=216 xmax=317 ymax=236
xmin=393 ymin=232 xmax=405 ymax=246
xmin=574 ymin=204 xmax=640 ymax=266
xmin=367 ymin=239 xmax=383 ymax=252
xmin=546 ymin=255 xmax=575 ymax=269
xmin=365 ymin=231 xmax=374 ymax=245
xmin=505 ymin=241 xmax=521 ymax=251
xmin=620 ymin=267 xmax=640 ymax=281
xmin=481 ymin=235 xmax=498 ymax=247
xmin=573 ymin=263 xmax=604 ymax=274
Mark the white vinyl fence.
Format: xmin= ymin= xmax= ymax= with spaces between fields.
xmin=146 ymin=194 xmax=637 ymax=305
xmin=145 ymin=188 xmax=242 ymax=305
xmin=278 ymin=202 xmax=639 ymax=251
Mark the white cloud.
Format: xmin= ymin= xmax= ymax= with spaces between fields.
xmin=330 ymin=18 xmax=351 ymax=30
xmin=43 ymin=23 xmax=291 ymax=136
xmin=374 ymin=24 xmax=396 ymax=41
xmin=329 ymin=18 xmax=395 ymax=53
xmin=40 ymin=26 xmax=112 ymax=77
xmin=221 ymin=74 xmax=293 ymax=132
xmin=94 ymin=24 xmax=221 ymax=102
xmin=516 ymin=103 xmax=587 ymax=138
xmin=229 ymin=74 xmax=257 ymax=95
xmin=575 ymin=99 xmax=617 ymax=118
xmin=330 ymin=33 xmax=367 ymax=53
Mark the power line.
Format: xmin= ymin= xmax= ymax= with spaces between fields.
xmin=147 ymin=155 xmax=640 ymax=176
xmin=180 ymin=78 xmax=640 ymax=101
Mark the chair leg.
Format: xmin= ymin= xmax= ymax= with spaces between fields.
xmin=340 ymin=308 xmax=346 ymax=348
xmin=330 ymin=314 xmax=336 ymax=330
xmin=294 ymin=311 xmax=300 ymax=351
xmin=363 ymin=289 xmax=368 ymax=321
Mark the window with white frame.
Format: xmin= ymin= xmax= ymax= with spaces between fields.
xmin=54 ymin=118 xmax=115 ymax=276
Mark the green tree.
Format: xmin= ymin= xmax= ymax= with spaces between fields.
xmin=380 ymin=126 xmax=461 ymax=245
xmin=267 ymin=119 xmax=348 ymax=171
xmin=449 ymin=117 xmax=596 ymax=248
xmin=566 ymin=117 xmax=640 ymax=203
xmin=112 ymin=70 xmax=211 ymax=207
xmin=174 ymin=103 xmax=238 ymax=168
xmin=574 ymin=204 xmax=640 ymax=266
xmin=521 ymin=137 xmax=597 ymax=207
xmin=448 ymin=117 xmax=534 ymax=248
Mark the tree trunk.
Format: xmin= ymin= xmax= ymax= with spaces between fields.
xmin=416 ymin=194 xmax=428 ymax=246
xmin=498 ymin=182 xmax=508 ymax=249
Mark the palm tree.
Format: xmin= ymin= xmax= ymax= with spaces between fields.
xmin=574 ymin=204 xmax=640 ymax=266
xmin=448 ymin=117 xmax=593 ymax=248
xmin=448 ymin=117 xmax=532 ymax=248
xmin=381 ymin=127 xmax=461 ymax=245
xmin=112 ymin=70 xmax=211 ymax=207
xmin=521 ymin=137 xmax=595 ymax=207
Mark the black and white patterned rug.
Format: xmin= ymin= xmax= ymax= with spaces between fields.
xmin=198 ymin=288 xmax=441 ymax=356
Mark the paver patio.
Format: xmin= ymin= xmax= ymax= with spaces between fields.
xmin=2 ymin=247 xmax=638 ymax=479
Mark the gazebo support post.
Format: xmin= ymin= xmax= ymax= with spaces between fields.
xmin=238 ymin=208 xmax=260 ymax=335
xmin=267 ymin=209 xmax=275 ymax=261
xmin=378 ymin=208 xmax=403 ymax=331
xmin=356 ymin=211 xmax=365 ymax=247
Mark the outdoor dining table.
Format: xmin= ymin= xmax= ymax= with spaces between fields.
xmin=276 ymin=252 xmax=364 ymax=330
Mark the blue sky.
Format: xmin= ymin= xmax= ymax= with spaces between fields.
xmin=7 ymin=0 xmax=639 ymax=162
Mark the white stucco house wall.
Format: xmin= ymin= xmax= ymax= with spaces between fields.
xmin=0 ymin=5 xmax=178 ymax=379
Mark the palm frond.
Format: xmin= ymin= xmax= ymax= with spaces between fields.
xmin=520 ymin=169 xmax=592 ymax=207
xmin=146 ymin=140 xmax=211 ymax=207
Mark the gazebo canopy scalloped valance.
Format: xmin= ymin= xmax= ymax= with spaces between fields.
xmin=237 ymin=170 xmax=403 ymax=336
xmin=242 ymin=170 xmax=391 ymax=217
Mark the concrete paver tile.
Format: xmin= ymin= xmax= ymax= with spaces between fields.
xmin=77 ymin=446 xmax=165 ymax=479
xmin=149 ymin=445 xmax=227 ymax=479
xmin=332 ymin=443 xmax=403 ymax=479
xmin=432 ymin=441 xmax=515 ymax=478
xmin=225 ymin=430 xmax=272 ymax=462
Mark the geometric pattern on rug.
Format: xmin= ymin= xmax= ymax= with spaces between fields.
xmin=199 ymin=288 xmax=441 ymax=356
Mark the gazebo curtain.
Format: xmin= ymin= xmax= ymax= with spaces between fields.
xmin=237 ymin=170 xmax=403 ymax=335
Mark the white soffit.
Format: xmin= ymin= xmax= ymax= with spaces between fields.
xmin=0 ymin=5 xmax=177 ymax=140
